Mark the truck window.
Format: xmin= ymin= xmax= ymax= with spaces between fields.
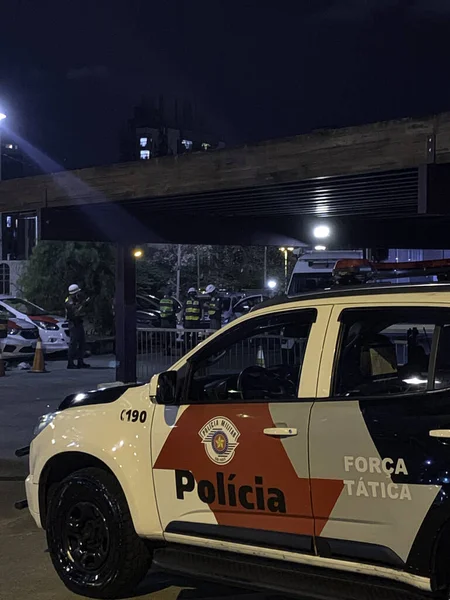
xmin=187 ymin=310 xmax=316 ymax=403
xmin=333 ymin=307 xmax=450 ymax=397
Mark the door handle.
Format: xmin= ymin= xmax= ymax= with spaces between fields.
xmin=263 ymin=427 xmax=298 ymax=437
xmin=429 ymin=429 xmax=450 ymax=438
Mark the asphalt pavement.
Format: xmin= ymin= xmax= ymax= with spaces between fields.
xmin=0 ymin=481 xmax=279 ymax=600
xmin=0 ymin=354 xmax=117 ymax=461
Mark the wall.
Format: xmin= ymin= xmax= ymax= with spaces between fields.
xmin=0 ymin=260 xmax=26 ymax=296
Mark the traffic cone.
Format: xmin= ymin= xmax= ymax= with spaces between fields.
xmin=0 ymin=348 xmax=5 ymax=378
xmin=256 ymin=345 xmax=265 ymax=368
xmin=30 ymin=339 xmax=47 ymax=374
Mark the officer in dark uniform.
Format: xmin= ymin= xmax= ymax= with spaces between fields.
xmin=65 ymin=284 xmax=90 ymax=370
xmin=184 ymin=287 xmax=201 ymax=349
xmin=206 ymin=284 xmax=222 ymax=330
xmin=160 ymin=288 xmax=178 ymax=355
xmin=159 ymin=288 xmax=177 ymax=328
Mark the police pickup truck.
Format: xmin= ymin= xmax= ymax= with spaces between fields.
xmin=23 ymin=272 xmax=450 ymax=599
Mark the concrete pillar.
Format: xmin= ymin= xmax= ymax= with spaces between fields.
xmin=115 ymin=244 xmax=136 ymax=383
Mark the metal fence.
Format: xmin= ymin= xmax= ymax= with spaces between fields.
xmin=137 ymin=327 xmax=213 ymax=381
xmin=136 ymin=327 xmax=308 ymax=382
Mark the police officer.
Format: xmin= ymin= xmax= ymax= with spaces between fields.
xmin=184 ymin=287 xmax=201 ymax=348
xmin=206 ymin=284 xmax=222 ymax=330
xmin=65 ymin=284 xmax=90 ymax=370
xmin=159 ymin=288 xmax=177 ymax=328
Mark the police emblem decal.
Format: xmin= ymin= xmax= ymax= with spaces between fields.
xmin=199 ymin=417 xmax=240 ymax=465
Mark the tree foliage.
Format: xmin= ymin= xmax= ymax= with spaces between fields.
xmin=20 ymin=241 xmax=115 ymax=334
xmin=136 ymin=245 xmax=289 ymax=295
xmin=138 ymin=244 xmax=295 ymax=295
xmin=20 ymin=242 xmax=292 ymax=334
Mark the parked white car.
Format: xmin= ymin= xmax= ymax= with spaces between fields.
xmin=0 ymin=296 xmax=69 ymax=354
xmin=0 ymin=315 xmax=39 ymax=359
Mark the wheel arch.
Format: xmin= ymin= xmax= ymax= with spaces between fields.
xmin=38 ymin=451 xmax=117 ymax=529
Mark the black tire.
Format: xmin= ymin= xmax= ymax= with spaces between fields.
xmin=46 ymin=467 xmax=151 ymax=599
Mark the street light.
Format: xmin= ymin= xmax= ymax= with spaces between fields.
xmin=279 ymin=247 xmax=295 ymax=292
xmin=267 ymin=279 xmax=277 ymax=290
xmin=0 ymin=113 xmax=6 ymax=122
xmin=313 ymin=224 xmax=330 ymax=239
xmin=133 ymin=248 xmax=143 ymax=258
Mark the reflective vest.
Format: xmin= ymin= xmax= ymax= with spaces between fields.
xmin=208 ymin=297 xmax=221 ymax=319
xmin=185 ymin=298 xmax=201 ymax=321
xmin=160 ymin=297 xmax=175 ymax=319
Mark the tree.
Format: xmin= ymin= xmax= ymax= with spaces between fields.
xmin=20 ymin=241 xmax=115 ymax=334
xmin=136 ymin=244 xmax=288 ymax=295
xmin=20 ymin=242 xmax=291 ymax=335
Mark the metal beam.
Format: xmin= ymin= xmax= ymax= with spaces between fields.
xmin=1 ymin=113 xmax=448 ymax=213
xmin=115 ymin=244 xmax=136 ymax=383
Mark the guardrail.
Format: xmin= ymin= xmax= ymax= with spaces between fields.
xmin=137 ymin=327 xmax=213 ymax=381
xmin=136 ymin=328 xmax=308 ymax=382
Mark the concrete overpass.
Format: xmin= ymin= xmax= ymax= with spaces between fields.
xmin=3 ymin=112 xmax=450 ymax=381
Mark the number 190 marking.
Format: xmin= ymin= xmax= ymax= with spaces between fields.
xmin=120 ymin=409 xmax=147 ymax=423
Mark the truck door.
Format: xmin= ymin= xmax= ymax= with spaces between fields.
xmin=151 ymin=306 xmax=332 ymax=553
xmin=309 ymin=304 xmax=450 ymax=574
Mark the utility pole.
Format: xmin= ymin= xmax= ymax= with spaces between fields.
xmin=263 ymin=246 xmax=267 ymax=288
xmin=197 ymin=246 xmax=201 ymax=289
xmin=279 ymin=247 xmax=294 ymax=293
xmin=176 ymin=244 xmax=182 ymax=300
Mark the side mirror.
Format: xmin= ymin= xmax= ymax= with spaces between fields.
xmin=155 ymin=371 xmax=177 ymax=405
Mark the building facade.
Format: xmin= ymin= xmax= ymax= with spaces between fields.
xmin=120 ymin=98 xmax=225 ymax=163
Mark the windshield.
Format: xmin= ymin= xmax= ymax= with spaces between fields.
xmin=288 ymin=273 xmax=333 ymax=295
xmin=4 ymin=298 xmax=48 ymax=316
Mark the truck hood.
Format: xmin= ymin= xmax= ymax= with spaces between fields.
xmin=58 ymin=383 xmax=141 ymax=411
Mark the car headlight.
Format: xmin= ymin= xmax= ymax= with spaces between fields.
xmin=36 ymin=321 xmax=59 ymax=331
xmin=7 ymin=328 xmax=20 ymax=335
xmin=33 ymin=412 xmax=58 ymax=437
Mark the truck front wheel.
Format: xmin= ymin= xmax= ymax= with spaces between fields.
xmin=46 ymin=467 xmax=151 ymax=599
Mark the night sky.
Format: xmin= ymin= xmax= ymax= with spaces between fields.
xmin=2 ymin=0 xmax=450 ymax=170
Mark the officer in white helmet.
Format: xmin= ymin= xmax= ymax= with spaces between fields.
xmin=205 ymin=284 xmax=222 ymax=330
xmin=65 ymin=284 xmax=90 ymax=369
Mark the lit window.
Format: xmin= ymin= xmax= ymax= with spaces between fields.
xmin=140 ymin=137 xmax=148 ymax=148
xmin=6 ymin=216 xmax=12 ymax=228
xmin=182 ymin=139 xmax=193 ymax=151
xmin=0 ymin=263 xmax=10 ymax=295
xmin=140 ymin=150 xmax=150 ymax=160
xmin=5 ymin=144 xmax=13 ymax=149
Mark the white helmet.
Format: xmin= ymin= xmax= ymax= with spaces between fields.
xmin=206 ymin=284 xmax=216 ymax=294
xmin=188 ymin=287 xmax=196 ymax=294
xmin=68 ymin=284 xmax=81 ymax=295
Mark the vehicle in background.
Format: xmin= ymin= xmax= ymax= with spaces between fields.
xmin=219 ymin=292 xmax=245 ymax=323
xmin=0 ymin=296 xmax=69 ymax=354
xmin=137 ymin=291 xmax=266 ymax=329
xmin=136 ymin=294 xmax=183 ymax=328
xmin=0 ymin=315 xmax=39 ymax=359
xmin=225 ymin=293 xmax=268 ymax=323
xmin=287 ymin=250 xmax=364 ymax=296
